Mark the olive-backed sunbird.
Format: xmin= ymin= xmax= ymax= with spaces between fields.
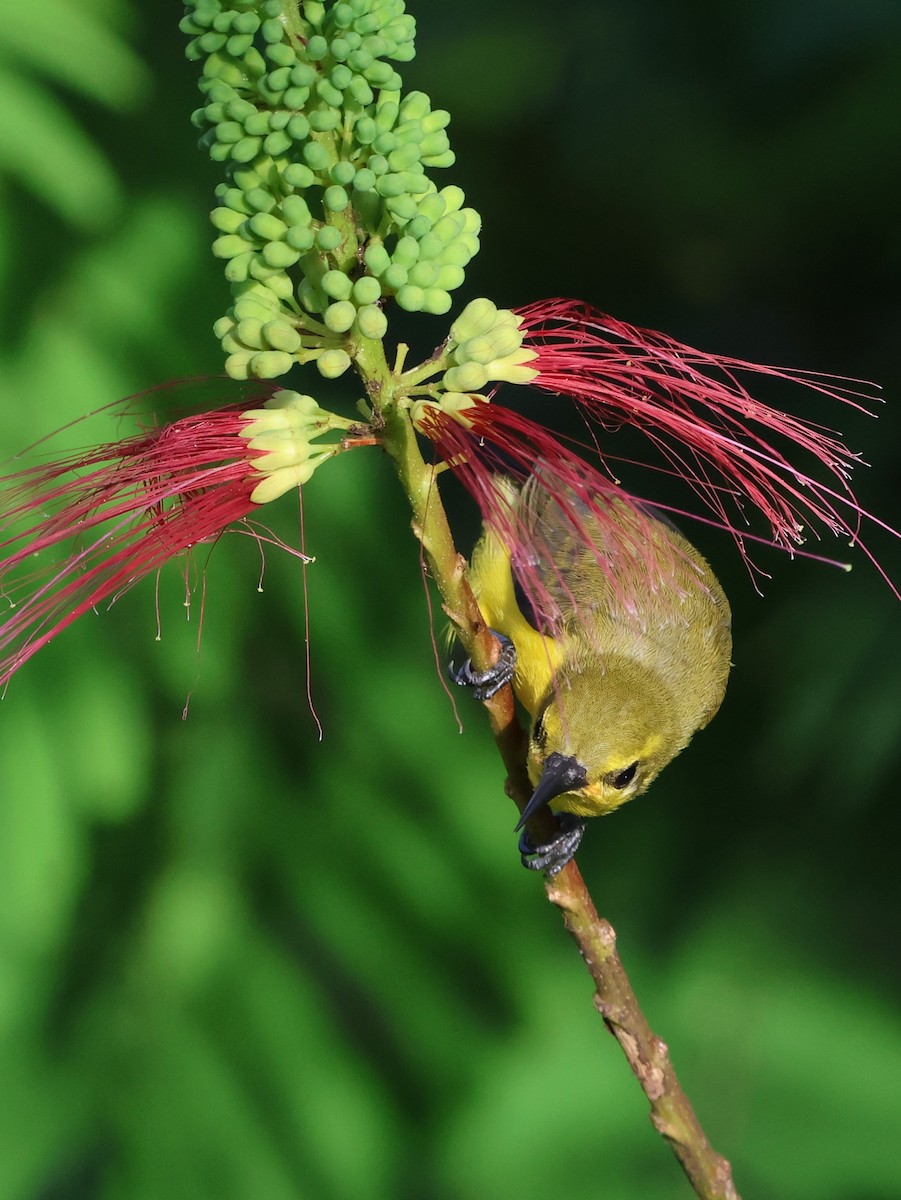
xmin=456 ymin=472 xmax=733 ymax=872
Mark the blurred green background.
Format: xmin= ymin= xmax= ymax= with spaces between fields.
xmin=1 ymin=2 xmax=900 ymax=1197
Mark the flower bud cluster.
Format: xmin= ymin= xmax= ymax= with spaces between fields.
xmin=240 ymin=388 xmax=352 ymax=501
xmin=408 ymin=300 xmax=539 ymax=432
xmin=443 ymin=299 xmax=538 ymax=392
xmin=182 ymin=0 xmax=482 ymax=380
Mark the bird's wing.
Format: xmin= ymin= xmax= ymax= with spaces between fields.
xmin=511 ymin=470 xmax=690 ymax=637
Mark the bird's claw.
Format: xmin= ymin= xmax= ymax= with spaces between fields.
xmin=448 ymin=632 xmax=516 ymax=701
xmin=519 ymin=814 xmax=586 ymax=876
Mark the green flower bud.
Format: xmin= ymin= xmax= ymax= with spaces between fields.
xmin=234 ymin=297 xmax=278 ymax=323
xmin=232 ymin=166 xmax=263 ymax=191
xmin=315 ymin=225 xmax=343 ymax=251
xmin=450 ymin=298 xmax=499 ymax=343
xmin=232 ymin=135 xmax=262 ymax=162
xmin=444 ymin=362 xmax=489 ymax=392
xmin=283 ymin=162 xmax=314 ymax=188
xmin=421 ymin=109 xmax=451 ymax=135
xmin=400 ymin=91 xmax=430 ymax=122
xmin=330 ymin=161 xmax=356 ymax=186
xmin=249 ymin=256 xmax=284 ymax=282
xmin=396 ymin=284 xmax=424 ymax=312
xmin=376 ymin=173 xmax=406 ymax=198
xmin=407 ymin=261 xmax=438 ymax=288
xmin=227 ymin=98 xmax=256 ymax=122
xmin=363 ymin=244 xmax=390 ymax=276
xmin=244 ymin=47 xmax=267 ymax=77
xmin=324 ymin=301 xmax=356 ymax=332
xmin=387 ymin=144 xmax=421 ymax=172
xmin=322 ymin=270 xmax=353 ymax=300
xmin=438 ymin=240 xmax=475 ymax=267
xmin=421 ymin=131 xmax=451 ymax=159
xmin=422 ymin=288 xmax=452 ymax=315
xmin=352 ymin=276 xmax=382 ymax=306
xmin=249 ymin=350 xmax=294 ymax=378
xmin=331 ymin=64 xmax=353 ymax=89
xmin=211 ymin=207 xmax=246 ymax=233
xmin=225 ymin=354 xmax=253 ymax=381
xmin=224 ymin=251 xmax=254 ymax=282
xmin=215 ymin=121 xmax=244 ymax=144
xmin=353 ymin=167 xmax=376 ymax=192
xmin=417 ymin=193 xmax=446 ymax=223
xmin=227 ymin=32 xmax=254 ymax=56
xmin=266 ymin=66 xmax=292 ymax=93
xmin=347 ymin=48 xmax=373 ymax=72
xmin=317 ymin=348 xmax=351 ymax=378
xmin=266 ymin=272 xmax=294 ymax=301
xmin=392 ymin=236 xmax=419 ymax=268
xmin=286 ymin=225 xmax=315 ymax=251
xmin=406 ymin=215 xmax=431 ymax=240
xmin=262 ymin=241 xmax=301 ymax=268
xmin=263 ymin=130 xmax=293 ymax=156
xmin=233 ymin=12 xmax=260 ymax=34
xmin=303 ymin=142 xmax=332 ymax=171
xmin=381 ymin=263 xmax=407 ymax=290
xmin=435 ymin=264 xmax=465 ymax=290
xmin=291 ymin=63 xmax=315 ymax=86
xmin=248 ymin=212 xmax=287 ymax=241
xmin=355 ymin=304 xmax=388 ymax=339
xmin=354 ymin=116 xmax=377 ymax=144
xmin=298 ymin=279 xmax=325 ymax=313
xmin=237 ymin=318 xmax=265 ymax=349
xmin=281 ymin=195 xmax=311 ymax=225
xmin=312 ymin=93 xmax=343 ymax=118
xmin=458 ymin=335 xmax=496 ymax=365
xmin=263 ymin=320 xmax=302 ymax=352
xmin=286 ymin=114 xmax=311 ymax=140
xmin=212 ymin=233 xmax=252 ymax=259
xmin=347 ymin=77 xmax=374 ymax=105
xmin=373 ymin=131 xmax=397 ymax=156
xmin=432 ymin=213 xmax=465 ymax=243
xmin=198 ymin=31 xmax=227 ymax=53
xmin=245 ymin=187 xmax=276 ymax=213
xmin=323 ymin=185 xmax=349 ymax=211
xmin=375 ymin=100 xmax=399 ymax=132
xmin=424 ymin=149 xmax=454 ymax=169
xmin=385 ymin=194 xmax=417 ymax=221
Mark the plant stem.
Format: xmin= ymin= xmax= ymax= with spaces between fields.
xmin=365 ymin=343 xmax=741 ymax=1200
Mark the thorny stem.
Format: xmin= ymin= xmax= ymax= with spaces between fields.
xmin=357 ymin=335 xmax=742 ymax=1200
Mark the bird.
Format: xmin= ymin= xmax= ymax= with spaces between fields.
xmin=452 ymin=470 xmax=733 ymax=873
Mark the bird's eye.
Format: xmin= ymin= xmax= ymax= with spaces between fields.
xmin=608 ymin=762 xmax=638 ymax=789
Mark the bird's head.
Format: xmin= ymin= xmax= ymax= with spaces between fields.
xmin=519 ymin=659 xmax=680 ymax=828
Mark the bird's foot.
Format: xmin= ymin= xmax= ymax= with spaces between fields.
xmin=448 ymin=632 xmax=516 ymax=701
xmin=519 ymin=814 xmax=586 ymax=876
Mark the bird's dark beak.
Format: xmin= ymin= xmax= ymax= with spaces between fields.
xmin=514 ymin=752 xmax=588 ymax=831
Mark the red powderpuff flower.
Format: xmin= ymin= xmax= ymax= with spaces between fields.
xmin=0 ymin=386 xmax=348 ymax=689
xmin=418 ymin=297 xmax=898 ymax=601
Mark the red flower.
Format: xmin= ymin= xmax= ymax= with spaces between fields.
xmin=0 ymin=387 xmax=346 ymax=688
xmin=416 ymin=298 xmax=898 ymax=598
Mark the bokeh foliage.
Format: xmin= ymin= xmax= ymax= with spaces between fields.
xmin=1 ymin=2 xmax=899 ymax=1197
